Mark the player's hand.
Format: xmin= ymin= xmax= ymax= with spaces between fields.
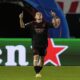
xmin=52 ymin=17 xmax=61 ymax=28
xmin=19 ymin=11 xmax=25 ymax=28
xmin=19 ymin=11 xmax=23 ymax=19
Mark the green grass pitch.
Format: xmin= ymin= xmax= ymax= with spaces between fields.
xmin=0 ymin=66 xmax=80 ymax=80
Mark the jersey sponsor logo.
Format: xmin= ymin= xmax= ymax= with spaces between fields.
xmin=34 ymin=23 xmax=46 ymax=33
xmin=35 ymin=28 xmax=45 ymax=33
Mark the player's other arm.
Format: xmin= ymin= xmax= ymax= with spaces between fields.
xmin=51 ymin=11 xmax=61 ymax=28
xmin=19 ymin=11 xmax=25 ymax=28
xmin=19 ymin=12 xmax=32 ymax=29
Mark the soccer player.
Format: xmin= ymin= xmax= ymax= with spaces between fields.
xmin=19 ymin=11 xmax=60 ymax=78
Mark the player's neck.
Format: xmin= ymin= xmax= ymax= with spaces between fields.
xmin=36 ymin=19 xmax=42 ymax=23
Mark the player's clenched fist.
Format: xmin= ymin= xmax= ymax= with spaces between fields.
xmin=52 ymin=17 xmax=61 ymax=28
xmin=51 ymin=10 xmax=61 ymax=28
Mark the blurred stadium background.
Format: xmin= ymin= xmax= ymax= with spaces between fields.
xmin=0 ymin=0 xmax=80 ymax=38
xmin=0 ymin=1 xmax=80 ymax=80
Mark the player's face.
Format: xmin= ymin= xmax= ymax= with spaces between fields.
xmin=35 ymin=12 xmax=43 ymax=20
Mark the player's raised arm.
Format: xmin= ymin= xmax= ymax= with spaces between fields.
xmin=51 ymin=11 xmax=61 ymax=28
xmin=19 ymin=11 xmax=25 ymax=28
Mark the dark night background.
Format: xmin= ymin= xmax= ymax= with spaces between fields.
xmin=0 ymin=0 xmax=80 ymax=38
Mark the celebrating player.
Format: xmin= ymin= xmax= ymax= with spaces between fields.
xmin=19 ymin=11 xmax=60 ymax=78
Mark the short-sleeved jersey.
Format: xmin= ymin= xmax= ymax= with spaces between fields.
xmin=25 ymin=21 xmax=54 ymax=48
